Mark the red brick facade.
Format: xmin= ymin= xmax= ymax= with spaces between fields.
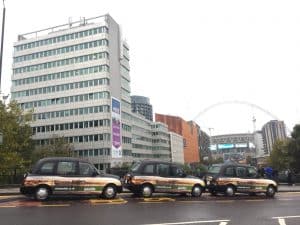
xmin=155 ymin=113 xmax=200 ymax=163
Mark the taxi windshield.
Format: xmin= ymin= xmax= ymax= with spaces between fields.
xmin=130 ymin=162 xmax=141 ymax=172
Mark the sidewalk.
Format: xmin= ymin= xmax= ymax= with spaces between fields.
xmin=0 ymin=184 xmax=300 ymax=195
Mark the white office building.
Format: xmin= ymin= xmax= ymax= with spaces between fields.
xmin=11 ymin=15 xmax=132 ymax=170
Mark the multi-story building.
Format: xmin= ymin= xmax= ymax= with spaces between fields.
xmin=11 ymin=15 xmax=132 ymax=170
xmin=210 ymin=133 xmax=256 ymax=162
xmin=155 ymin=113 xmax=200 ymax=163
xmin=131 ymin=95 xmax=153 ymax=121
xmin=197 ymin=128 xmax=211 ymax=162
xmin=169 ymin=132 xmax=184 ymax=164
xmin=262 ymin=120 xmax=287 ymax=155
xmin=151 ymin=122 xmax=171 ymax=161
xmin=253 ymin=131 xmax=265 ymax=157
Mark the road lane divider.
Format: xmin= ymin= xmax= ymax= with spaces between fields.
xmin=89 ymin=198 xmax=127 ymax=205
xmin=143 ymin=197 xmax=175 ymax=203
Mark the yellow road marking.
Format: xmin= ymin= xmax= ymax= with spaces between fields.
xmin=90 ymin=198 xmax=127 ymax=204
xmin=143 ymin=197 xmax=175 ymax=202
xmin=280 ymin=192 xmax=300 ymax=195
xmin=0 ymin=205 xmax=17 ymax=208
xmin=0 ymin=195 xmax=20 ymax=199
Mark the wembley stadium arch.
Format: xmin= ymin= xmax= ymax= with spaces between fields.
xmin=193 ymin=100 xmax=279 ymax=122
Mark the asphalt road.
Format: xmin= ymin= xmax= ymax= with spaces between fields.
xmin=0 ymin=192 xmax=300 ymax=225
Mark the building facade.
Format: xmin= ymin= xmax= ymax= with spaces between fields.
xmin=131 ymin=95 xmax=153 ymax=121
xmin=169 ymin=132 xmax=184 ymax=164
xmin=155 ymin=113 xmax=200 ymax=163
xmin=197 ymin=128 xmax=211 ymax=162
xmin=11 ymin=15 xmax=132 ymax=170
xmin=210 ymin=133 xmax=256 ymax=163
xmin=261 ymin=120 xmax=287 ymax=155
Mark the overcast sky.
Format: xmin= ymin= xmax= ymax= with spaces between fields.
xmin=1 ymin=0 xmax=300 ymax=135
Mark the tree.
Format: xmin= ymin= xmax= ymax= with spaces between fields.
xmin=32 ymin=135 xmax=73 ymax=164
xmin=0 ymin=101 xmax=34 ymax=175
xmin=269 ymin=140 xmax=290 ymax=171
xmin=288 ymin=124 xmax=300 ymax=173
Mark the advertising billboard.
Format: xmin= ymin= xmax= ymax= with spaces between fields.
xmin=218 ymin=143 xmax=234 ymax=149
xmin=111 ymin=97 xmax=122 ymax=158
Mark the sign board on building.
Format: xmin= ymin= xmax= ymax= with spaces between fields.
xmin=111 ymin=98 xmax=122 ymax=158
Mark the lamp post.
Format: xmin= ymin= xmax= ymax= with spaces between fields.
xmin=0 ymin=0 xmax=5 ymax=94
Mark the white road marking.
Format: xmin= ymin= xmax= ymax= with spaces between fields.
xmin=272 ymin=215 xmax=300 ymax=225
xmin=278 ymin=218 xmax=286 ymax=225
xmin=142 ymin=219 xmax=230 ymax=225
xmin=272 ymin=215 xmax=300 ymax=219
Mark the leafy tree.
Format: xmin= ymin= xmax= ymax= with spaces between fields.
xmin=0 ymin=101 xmax=34 ymax=175
xmin=32 ymin=135 xmax=73 ymax=164
xmin=288 ymin=124 xmax=300 ymax=173
xmin=268 ymin=140 xmax=290 ymax=171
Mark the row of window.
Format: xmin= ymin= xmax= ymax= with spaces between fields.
xmin=122 ymin=137 xmax=132 ymax=144
xmin=32 ymin=105 xmax=110 ymax=121
xmin=15 ymin=26 xmax=108 ymax=51
xmin=14 ymin=39 xmax=109 ymax=63
xmin=35 ymin=133 xmax=111 ymax=146
xmin=122 ymin=124 xmax=132 ymax=132
xmin=12 ymin=78 xmax=110 ymax=98
xmin=13 ymin=52 xmax=109 ymax=74
xmin=20 ymin=91 xmax=110 ymax=110
xmin=76 ymin=148 xmax=111 ymax=157
xmin=132 ymin=143 xmax=153 ymax=151
xmin=32 ymin=119 xmax=110 ymax=134
xmin=13 ymin=65 xmax=109 ymax=87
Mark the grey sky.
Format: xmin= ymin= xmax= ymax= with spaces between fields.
xmin=1 ymin=0 xmax=300 ymax=135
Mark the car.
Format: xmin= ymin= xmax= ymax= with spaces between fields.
xmin=204 ymin=163 xmax=278 ymax=197
xmin=123 ymin=160 xmax=206 ymax=198
xmin=20 ymin=157 xmax=122 ymax=201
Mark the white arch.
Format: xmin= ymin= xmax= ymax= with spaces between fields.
xmin=193 ymin=100 xmax=279 ymax=121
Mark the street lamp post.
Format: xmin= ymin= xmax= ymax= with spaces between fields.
xmin=0 ymin=0 xmax=5 ymax=93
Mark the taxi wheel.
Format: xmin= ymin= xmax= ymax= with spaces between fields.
xmin=225 ymin=185 xmax=235 ymax=197
xmin=191 ymin=185 xmax=203 ymax=197
xmin=266 ymin=185 xmax=276 ymax=198
xmin=102 ymin=184 xmax=117 ymax=199
xmin=141 ymin=184 xmax=153 ymax=198
xmin=35 ymin=186 xmax=50 ymax=201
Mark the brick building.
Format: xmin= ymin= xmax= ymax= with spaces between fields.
xmin=155 ymin=113 xmax=200 ymax=163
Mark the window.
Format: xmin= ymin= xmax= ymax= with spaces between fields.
xmin=236 ymin=167 xmax=247 ymax=178
xmin=56 ymin=161 xmax=76 ymax=176
xmin=79 ymin=162 xmax=94 ymax=176
xmin=247 ymin=167 xmax=257 ymax=178
xmin=142 ymin=164 xmax=155 ymax=175
xmin=38 ymin=162 xmax=55 ymax=175
xmin=224 ymin=167 xmax=235 ymax=177
xmin=170 ymin=166 xmax=184 ymax=177
xmin=156 ymin=164 xmax=170 ymax=177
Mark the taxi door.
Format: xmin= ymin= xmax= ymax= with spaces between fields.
xmin=155 ymin=163 xmax=174 ymax=192
xmin=53 ymin=161 xmax=77 ymax=194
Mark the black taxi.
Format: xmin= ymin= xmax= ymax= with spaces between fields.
xmin=205 ymin=163 xmax=277 ymax=197
xmin=123 ymin=160 xmax=205 ymax=197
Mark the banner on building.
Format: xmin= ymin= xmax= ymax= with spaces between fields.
xmin=111 ymin=97 xmax=122 ymax=158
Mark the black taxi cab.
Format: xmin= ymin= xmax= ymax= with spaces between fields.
xmin=123 ymin=160 xmax=206 ymax=197
xmin=205 ymin=163 xmax=277 ymax=197
xmin=20 ymin=157 xmax=122 ymax=201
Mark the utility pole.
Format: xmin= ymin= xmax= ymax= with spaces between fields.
xmin=0 ymin=0 xmax=5 ymax=99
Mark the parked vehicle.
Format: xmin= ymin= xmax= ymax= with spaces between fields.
xmin=20 ymin=157 xmax=122 ymax=201
xmin=204 ymin=163 xmax=277 ymax=197
xmin=123 ymin=160 xmax=206 ymax=197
